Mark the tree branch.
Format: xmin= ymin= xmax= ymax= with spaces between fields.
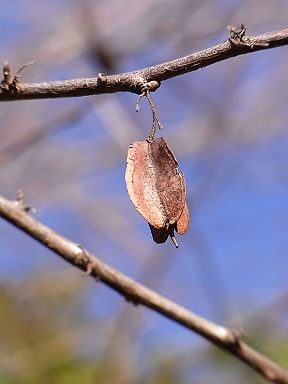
xmin=0 ymin=28 xmax=287 ymax=101
xmin=0 ymin=193 xmax=288 ymax=383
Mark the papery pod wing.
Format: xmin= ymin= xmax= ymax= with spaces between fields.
xmin=149 ymin=138 xmax=186 ymax=225
xmin=125 ymin=137 xmax=189 ymax=246
xmin=175 ymin=202 xmax=189 ymax=235
xmin=125 ymin=140 xmax=167 ymax=229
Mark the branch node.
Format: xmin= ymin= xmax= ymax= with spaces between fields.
xmin=227 ymin=24 xmax=269 ymax=49
xmin=0 ymin=62 xmax=12 ymax=91
xmin=83 ymin=260 xmax=94 ymax=276
xmin=227 ymin=24 xmax=247 ymax=42
xmin=75 ymin=244 xmax=100 ymax=279
xmin=226 ymin=328 xmax=245 ymax=349
xmin=135 ymin=80 xmax=161 ymax=111
xmin=125 ymin=294 xmax=139 ymax=306
xmin=15 ymin=190 xmax=36 ymax=214
xmin=143 ymin=80 xmax=161 ymax=93
xmin=1 ymin=61 xmax=36 ymax=94
xmin=97 ymin=73 xmax=107 ymax=85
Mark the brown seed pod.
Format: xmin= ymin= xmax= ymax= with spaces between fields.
xmin=125 ymin=137 xmax=189 ymax=247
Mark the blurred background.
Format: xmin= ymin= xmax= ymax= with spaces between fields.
xmin=0 ymin=1 xmax=288 ymax=383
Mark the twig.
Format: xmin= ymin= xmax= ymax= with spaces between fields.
xmin=135 ymin=80 xmax=162 ymax=141
xmin=227 ymin=24 xmax=269 ymax=48
xmin=0 ymin=193 xmax=287 ymax=383
xmin=0 ymin=27 xmax=287 ymax=101
xmin=0 ymin=61 xmax=36 ymax=94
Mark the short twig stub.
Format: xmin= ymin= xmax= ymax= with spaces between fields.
xmin=135 ymin=80 xmax=162 ymax=141
xmin=227 ymin=24 xmax=269 ymax=48
xmin=0 ymin=61 xmax=36 ymax=94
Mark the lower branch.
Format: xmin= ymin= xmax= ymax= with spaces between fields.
xmin=0 ymin=194 xmax=287 ymax=383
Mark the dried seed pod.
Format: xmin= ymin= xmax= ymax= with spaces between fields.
xmin=125 ymin=137 xmax=189 ymax=247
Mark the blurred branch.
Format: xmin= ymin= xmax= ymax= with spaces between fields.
xmin=0 ymin=194 xmax=288 ymax=383
xmin=0 ymin=102 xmax=93 ymax=166
xmin=0 ymin=28 xmax=287 ymax=101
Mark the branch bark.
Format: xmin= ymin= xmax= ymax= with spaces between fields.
xmin=0 ymin=28 xmax=287 ymax=101
xmin=0 ymin=194 xmax=288 ymax=383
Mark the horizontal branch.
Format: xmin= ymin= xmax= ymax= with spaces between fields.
xmin=0 ymin=28 xmax=287 ymax=101
xmin=0 ymin=193 xmax=288 ymax=383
